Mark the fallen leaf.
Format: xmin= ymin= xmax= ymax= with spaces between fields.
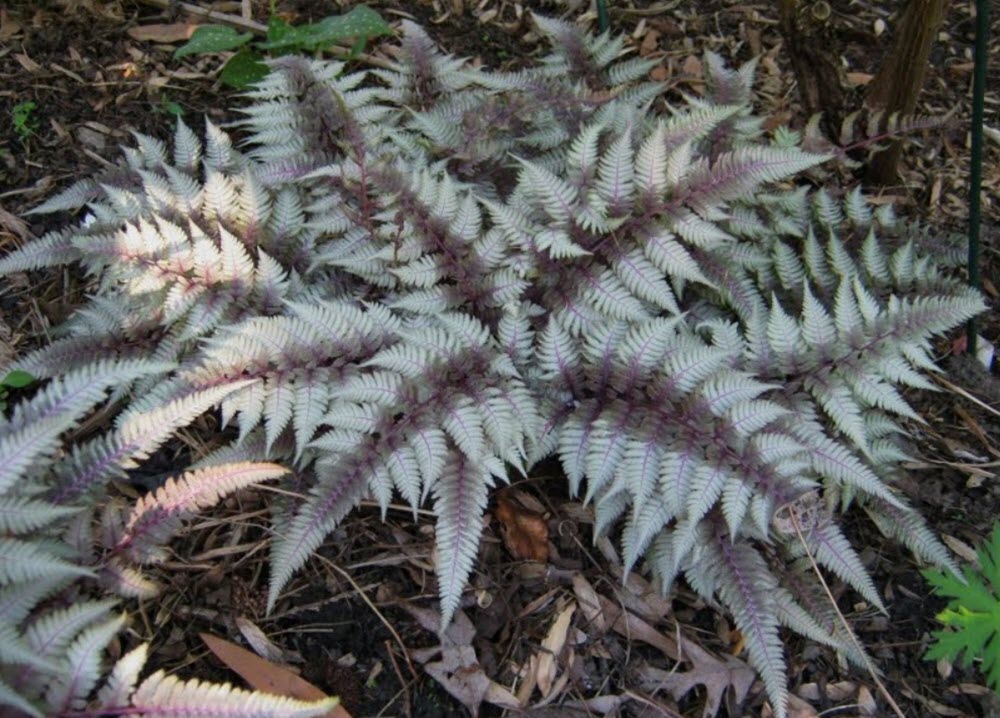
xmin=847 ymin=71 xmax=874 ymax=86
xmin=127 ymin=23 xmax=199 ymax=43
xmin=571 ymin=573 xmax=606 ymax=634
xmin=598 ymin=594 xmax=678 ymax=659
xmin=681 ymin=55 xmax=703 ymax=82
xmin=650 ymin=65 xmax=670 ymax=82
xmin=797 ymin=680 xmax=856 ymax=702
xmin=942 ymin=533 xmax=979 ymax=565
xmin=424 ymin=643 xmax=518 ymax=716
xmin=14 ymin=53 xmax=41 ymax=73
xmin=786 ymin=692 xmax=820 ymax=717
xmin=0 ymin=9 xmax=22 ymax=41
xmin=396 ymin=603 xmax=519 ymax=715
xmin=535 ymin=602 xmax=575 ymax=697
xmin=0 ymin=204 xmax=30 ymax=241
xmin=639 ymin=28 xmax=660 ymax=57
xmin=494 ymin=490 xmax=548 ymax=561
xmin=637 ymin=636 xmax=755 ymax=717
xmin=200 ymin=633 xmax=350 ymax=718
xmin=235 ymin=616 xmax=291 ymax=663
xmin=858 ymin=685 xmax=877 ymax=716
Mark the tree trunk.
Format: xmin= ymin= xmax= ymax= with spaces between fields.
xmin=864 ymin=0 xmax=947 ymax=184
xmin=777 ymin=0 xmax=850 ymax=137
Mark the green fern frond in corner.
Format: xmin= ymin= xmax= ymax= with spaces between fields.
xmin=924 ymin=524 xmax=1000 ymax=692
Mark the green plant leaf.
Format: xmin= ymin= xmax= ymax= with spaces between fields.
xmin=267 ymin=16 xmax=294 ymax=45
xmin=259 ymin=6 xmax=391 ymax=52
xmin=174 ymin=25 xmax=253 ymax=58
xmin=219 ymin=50 xmax=270 ymax=88
xmin=2 ymin=370 xmax=34 ymax=389
xmin=924 ymin=524 xmax=1000 ymax=692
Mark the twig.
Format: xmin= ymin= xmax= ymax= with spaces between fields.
xmin=139 ymin=0 xmax=267 ymax=33
xmin=314 ymin=554 xmax=420 ymax=683
xmin=782 ymin=504 xmax=908 ymax=718
xmin=134 ymin=0 xmax=397 ymax=70
xmin=932 ymin=373 xmax=1000 ymax=420
xmin=383 ymin=639 xmax=413 ymax=718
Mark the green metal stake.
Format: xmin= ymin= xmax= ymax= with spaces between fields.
xmin=967 ymin=0 xmax=989 ymax=355
xmin=596 ymin=0 xmax=610 ymax=33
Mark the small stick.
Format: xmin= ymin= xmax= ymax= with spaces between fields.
xmin=384 ymin=639 xmax=413 ymax=718
xmin=782 ymin=504 xmax=908 ymax=718
xmin=933 ymin=373 xmax=1000 ymax=420
xmin=315 ymin=554 xmax=420 ymax=683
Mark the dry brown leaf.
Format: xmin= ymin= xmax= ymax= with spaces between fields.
xmin=200 ymin=633 xmax=350 ymax=718
xmin=14 ymin=53 xmax=41 ymax=73
xmin=786 ymin=692 xmax=820 ymax=717
xmin=403 ymin=612 xmax=519 ymax=716
xmin=858 ymin=685 xmax=877 ymax=716
xmin=535 ymin=602 xmax=575 ymax=697
xmin=942 ymin=533 xmax=980 ymax=565
xmin=649 ymin=65 xmax=670 ymax=82
xmin=235 ymin=616 xmax=290 ymax=663
xmin=127 ymin=23 xmax=199 ymax=43
xmin=597 ymin=594 xmax=678 ymax=659
xmin=637 ymin=636 xmax=755 ymax=717
xmin=639 ymin=28 xmax=660 ymax=57
xmin=797 ymin=680 xmax=856 ymax=702
xmin=847 ymin=71 xmax=874 ymax=87
xmin=681 ymin=55 xmax=703 ymax=82
xmin=571 ymin=573 xmax=606 ymax=634
xmin=0 ymin=204 xmax=30 ymax=242
xmin=494 ymin=490 xmax=548 ymax=561
xmin=425 ymin=644 xmax=520 ymax=716
xmin=0 ymin=9 xmax=22 ymax=41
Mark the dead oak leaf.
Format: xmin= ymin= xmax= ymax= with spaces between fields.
xmin=638 ymin=636 xmax=755 ymax=718
xmin=495 ymin=490 xmax=548 ymax=562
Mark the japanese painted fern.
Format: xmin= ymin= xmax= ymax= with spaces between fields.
xmin=0 ymin=361 xmax=335 ymax=717
xmin=0 ymin=16 xmax=984 ymax=717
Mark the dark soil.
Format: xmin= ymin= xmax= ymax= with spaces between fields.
xmin=2 ymin=0 xmax=999 ymax=716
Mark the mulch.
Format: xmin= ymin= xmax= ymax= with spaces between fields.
xmin=1 ymin=1 xmax=999 ymax=716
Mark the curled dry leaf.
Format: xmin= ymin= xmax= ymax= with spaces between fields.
xmin=495 ymin=489 xmax=549 ymax=561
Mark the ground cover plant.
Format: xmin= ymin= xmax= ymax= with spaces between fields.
xmin=0 ymin=12 xmax=987 ymax=718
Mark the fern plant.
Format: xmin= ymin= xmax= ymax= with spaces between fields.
xmin=0 ymin=16 xmax=985 ymax=717
xmin=924 ymin=524 xmax=1000 ymax=693
xmin=0 ymin=360 xmax=336 ymax=717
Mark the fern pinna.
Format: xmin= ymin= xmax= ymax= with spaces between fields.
xmin=0 ymin=16 xmax=983 ymax=717
xmin=0 ymin=361 xmax=336 ymax=717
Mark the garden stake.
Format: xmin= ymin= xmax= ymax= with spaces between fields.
xmin=967 ymin=0 xmax=989 ymax=354
xmin=596 ymin=0 xmax=610 ymax=33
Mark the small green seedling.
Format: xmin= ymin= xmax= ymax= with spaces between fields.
xmin=155 ymin=96 xmax=185 ymax=118
xmin=12 ymin=101 xmax=39 ymax=141
xmin=174 ymin=6 xmax=391 ymax=89
xmin=923 ymin=524 xmax=1000 ymax=692
xmin=0 ymin=369 xmax=34 ymax=410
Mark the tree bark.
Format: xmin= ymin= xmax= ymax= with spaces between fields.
xmin=777 ymin=0 xmax=850 ymax=137
xmin=864 ymin=0 xmax=947 ymax=184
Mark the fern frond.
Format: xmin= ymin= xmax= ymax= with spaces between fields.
xmin=128 ymin=670 xmax=338 ymax=718
xmin=115 ymin=462 xmax=287 ymax=564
